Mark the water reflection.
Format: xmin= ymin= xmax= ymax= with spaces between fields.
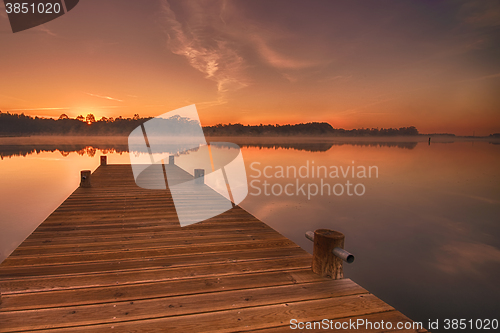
xmin=225 ymin=141 xmax=418 ymax=151
xmin=0 ymin=144 xmax=129 ymax=159
xmin=0 ymin=141 xmax=421 ymax=159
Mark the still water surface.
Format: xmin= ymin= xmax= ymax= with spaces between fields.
xmin=0 ymin=138 xmax=498 ymax=331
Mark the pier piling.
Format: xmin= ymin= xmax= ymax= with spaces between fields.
xmin=306 ymin=229 xmax=354 ymax=279
xmin=79 ymin=170 xmax=91 ymax=188
xmin=194 ymin=169 xmax=205 ymax=185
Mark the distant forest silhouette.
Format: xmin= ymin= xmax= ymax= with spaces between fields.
xmin=0 ymin=111 xmax=421 ymax=137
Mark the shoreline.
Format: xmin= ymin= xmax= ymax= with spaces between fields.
xmin=0 ymin=135 xmax=498 ymax=145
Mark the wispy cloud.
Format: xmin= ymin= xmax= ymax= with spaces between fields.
xmin=251 ymin=34 xmax=318 ymax=70
xmin=33 ymin=25 xmax=57 ymax=37
xmin=161 ymin=0 xmax=248 ymax=106
xmin=337 ymin=97 xmax=396 ymax=116
xmin=433 ymin=241 xmax=500 ymax=276
xmin=319 ymin=75 xmax=353 ymax=83
xmin=5 ymin=105 xmax=136 ymax=113
xmin=85 ymin=93 xmax=124 ymax=102
xmin=459 ymin=0 xmax=500 ymax=28
xmin=0 ymin=94 xmax=29 ymax=103
xmin=6 ymin=107 xmax=70 ymax=111
xmin=458 ymin=72 xmax=500 ymax=83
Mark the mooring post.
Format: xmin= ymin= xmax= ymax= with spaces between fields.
xmin=194 ymin=169 xmax=205 ymax=185
xmin=100 ymin=155 xmax=107 ymax=166
xmin=80 ymin=170 xmax=91 ymax=188
xmin=169 ymin=155 xmax=175 ymax=165
xmin=305 ymin=229 xmax=355 ymax=279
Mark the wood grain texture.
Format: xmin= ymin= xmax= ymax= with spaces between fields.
xmin=312 ymin=229 xmax=345 ymax=279
xmin=0 ymin=164 xmax=426 ymax=332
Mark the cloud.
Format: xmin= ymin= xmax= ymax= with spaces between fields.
xmin=85 ymin=93 xmax=124 ymax=102
xmin=457 ymin=72 xmax=500 ymax=83
xmin=319 ymin=75 xmax=353 ymax=83
xmin=251 ymin=34 xmax=318 ymax=70
xmin=0 ymin=94 xmax=29 ymax=103
xmin=459 ymin=0 xmax=500 ymax=28
xmin=337 ymin=97 xmax=396 ymax=116
xmin=160 ymin=0 xmax=333 ymax=98
xmin=7 ymin=107 xmax=70 ymax=111
xmin=161 ymin=0 xmax=248 ymax=106
xmin=433 ymin=241 xmax=500 ymax=276
xmin=33 ymin=25 xmax=57 ymax=37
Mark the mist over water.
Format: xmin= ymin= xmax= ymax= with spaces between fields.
xmin=0 ymin=137 xmax=498 ymax=332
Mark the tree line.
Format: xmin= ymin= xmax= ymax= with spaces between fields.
xmin=203 ymin=123 xmax=419 ymax=136
xmin=0 ymin=111 xmax=420 ymax=136
xmin=0 ymin=112 xmax=150 ymax=136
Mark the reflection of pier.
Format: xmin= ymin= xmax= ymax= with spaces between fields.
xmin=0 ymin=159 xmax=426 ymax=332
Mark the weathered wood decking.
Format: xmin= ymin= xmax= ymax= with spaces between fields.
xmin=0 ymin=164 xmax=426 ymax=332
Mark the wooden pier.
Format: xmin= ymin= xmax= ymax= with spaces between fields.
xmin=0 ymin=162 xmax=426 ymax=332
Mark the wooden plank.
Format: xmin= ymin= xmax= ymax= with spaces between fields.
xmin=0 ymin=247 xmax=307 ymax=278
xmin=8 ymin=295 xmax=393 ymax=333
xmin=24 ymin=222 xmax=272 ymax=239
xmin=16 ymin=227 xmax=277 ymax=247
xmin=10 ymin=231 xmax=284 ymax=256
xmin=2 ymin=239 xmax=299 ymax=266
xmin=0 ymin=280 xmax=368 ymax=331
xmin=252 ymin=311 xmax=428 ymax=332
xmin=0 ymin=269 xmax=327 ymax=311
xmin=0 ymin=256 xmax=312 ymax=293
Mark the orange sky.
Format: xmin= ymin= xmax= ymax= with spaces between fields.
xmin=0 ymin=0 xmax=499 ymax=135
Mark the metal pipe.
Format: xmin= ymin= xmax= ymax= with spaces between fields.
xmin=333 ymin=247 xmax=355 ymax=264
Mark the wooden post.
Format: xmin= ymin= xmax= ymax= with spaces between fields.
xmin=312 ymin=229 xmax=346 ymax=280
xmin=169 ymin=156 xmax=175 ymax=165
xmin=194 ymin=169 xmax=204 ymax=185
xmin=100 ymin=156 xmax=107 ymax=166
xmin=80 ymin=170 xmax=91 ymax=188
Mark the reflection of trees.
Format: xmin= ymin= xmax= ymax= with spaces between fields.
xmin=0 ymin=140 xmax=420 ymax=160
xmin=236 ymin=143 xmax=334 ymax=152
xmin=0 ymin=144 xmax=129 ymax=159
xmin=216 ymin=141 xmax=418 ymax=152
xmin=86 ymin=147 xmax=97 ymax=157
xmin=332 ymin=142 xmax=418 ymax=149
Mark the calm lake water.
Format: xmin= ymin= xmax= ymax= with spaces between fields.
xmin=0 ymin=137 xmax=499 ymax=331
